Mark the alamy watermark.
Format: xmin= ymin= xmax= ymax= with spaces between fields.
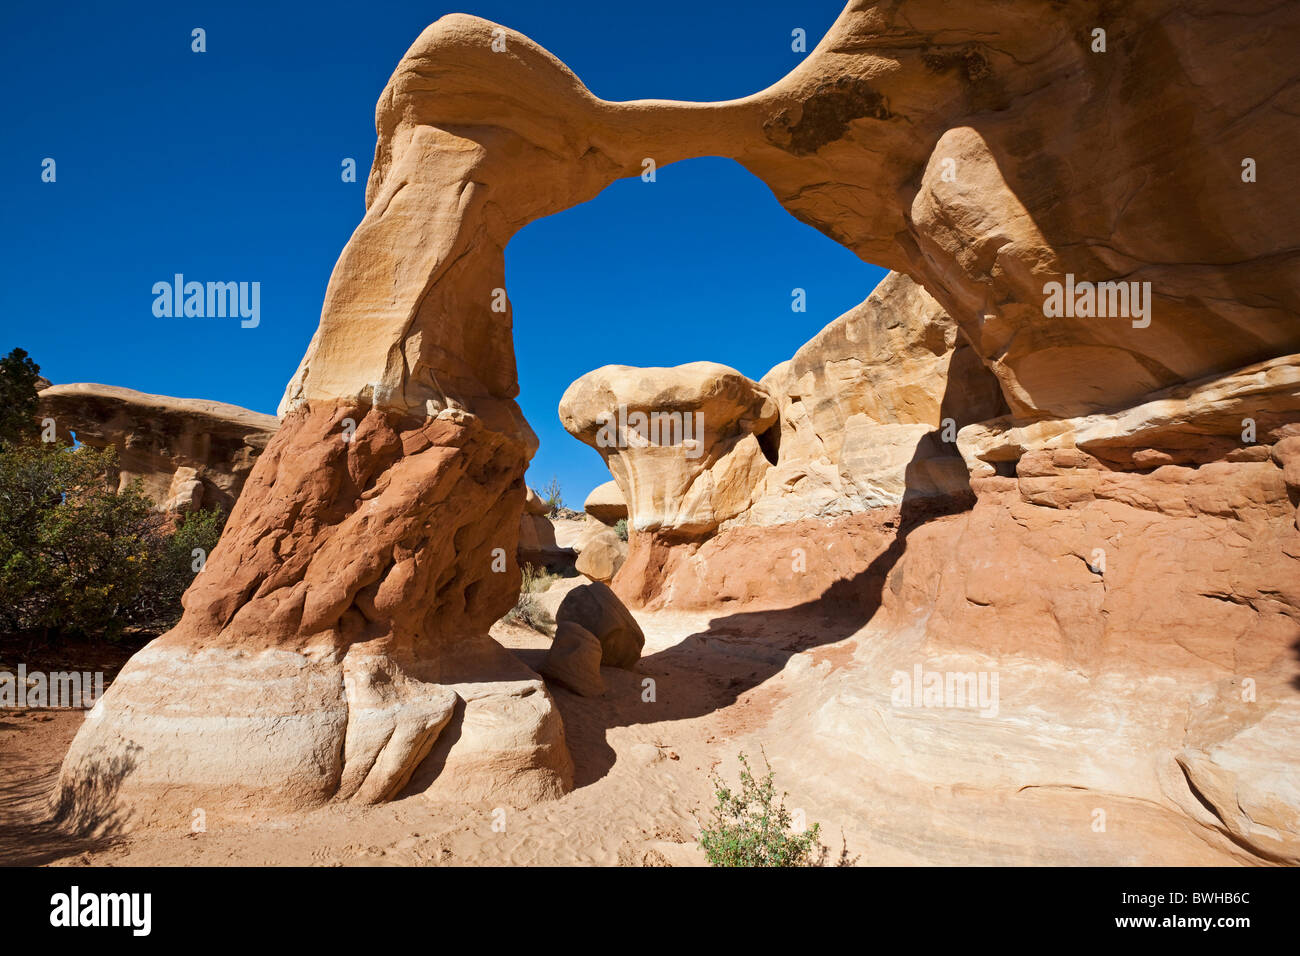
xmin=594 ymin=404 xmax=704 ymax=459
xmin=1042 ymin=273 xmax=1151 ymax=328
xmin=891 ymin=663 xmax=999 ymax=718
xmin=1 ymin=665 xmax=104 ymax=710
xmin=152 ymin=274 xmax=260 ymax=328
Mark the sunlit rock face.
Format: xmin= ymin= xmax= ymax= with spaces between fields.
xmin=58 ymin=0 xmax=1299 ymax=864
xmin=37 ymin=383 xmax=278 ymax=513
xmin=560 ymin=362 xmax=779 ymax=539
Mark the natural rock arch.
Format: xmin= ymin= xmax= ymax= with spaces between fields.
xmin=58 ymin=1 xmax=1300 ymax=826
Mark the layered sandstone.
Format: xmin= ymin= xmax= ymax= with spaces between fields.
xmin=57 ymin=0 xmax=1299 ymax=861
xmin=560 ymin=362 xmax=778 ymax=538
xmin=562 ymin=273 xmax=1006 ymax=606
xmin=769 ymin=437 xmax=1300 ymax=864
xmin=37 ymin=383 xmax=278 ymax=513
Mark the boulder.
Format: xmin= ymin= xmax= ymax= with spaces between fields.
xmin=539 ymin=620 xmax=605 ymax=697
xmin=555 ymin=582 xmax=644 ymax=669
xmin=574 ymin=527 xmax=626 ymax=583
xmin=583 ymin=480 xmax=627 ymax=524
xmin=524 ymin=486 xmax=550 ymax=516
xmin=517 ymin=512 xmax=569 ymax=569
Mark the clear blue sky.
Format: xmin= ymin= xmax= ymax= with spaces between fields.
xmin=0 ymin=0 xmax=885 ymax=508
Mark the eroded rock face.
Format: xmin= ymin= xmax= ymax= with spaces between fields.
xmin=560 ymin=363 xmax=778 ymax=538
xmin=58 ymin=1 xmax=1299 ymax=854
xmin=58 ymin=402 xmax=573 ymax=827
xmin=565 ymin=273 xmax=1005 ymax=606
xmin=772 ymin=440 xmax=1300 ymax=864
xmin=37 ymin=383 xmax=278 ymax=513
xmin=738 ymin=1 xmax=1298 ymax=421
xmin=753 ymin=271 xmax=1005 ymax=524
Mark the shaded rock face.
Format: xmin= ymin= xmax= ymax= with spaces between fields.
xmin=743 ymin=0 xmax=1298 ymax=421
xmin=59 ymin=0 xmax=1299 ymax=851
xmin=562 ymin=273 xmax=1006 ymax=605
xmin=37 ymin=383 xmax=278 ymax=513
xmin=755 ymin=272 xmax=1006 ymax=522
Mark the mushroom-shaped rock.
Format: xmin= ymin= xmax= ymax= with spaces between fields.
xmin=560 ymin=363 xmax=777 ymax=538
xmin=555 ymin=581 xmax=644 ymax=669
xmin=583 ymin=480 xmax=627 ymax=524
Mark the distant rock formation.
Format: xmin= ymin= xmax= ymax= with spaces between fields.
xmin=562 ymin=272 xmax=1008 ymax=605
xmin=37 ymin=383 xmax=278 ymax=513
xmin=58 ymin=0 xmax=1299 ymax=865
xmin=561 ymin=363 xmax=778 ymax=538
xmin=582 ymin=481 xmax=627 ymax=524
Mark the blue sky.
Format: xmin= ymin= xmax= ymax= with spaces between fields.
xmin=0 ymin=0 xmax=885 ymax=507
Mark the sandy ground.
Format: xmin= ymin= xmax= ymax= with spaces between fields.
xmin=0 ymin=579 xmax=866 ymax=866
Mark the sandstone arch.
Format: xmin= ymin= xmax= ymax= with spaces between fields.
xmin=58 ymin=1 xmax=1300 ymax=830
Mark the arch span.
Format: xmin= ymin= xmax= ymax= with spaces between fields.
xmin=58 ymin=1 xmax=1300 ymax=826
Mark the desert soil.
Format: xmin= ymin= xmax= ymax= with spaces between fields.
xmin=0 ymin=578 xmax=866 ymax=866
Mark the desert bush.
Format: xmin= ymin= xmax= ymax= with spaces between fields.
xmin=128 ymin=507 xmax=227 ymax=630
xmin=0 ymin=440 xmax=226 ymax=639
xmin=613 ymin=518 xmax=628 ymax=542
xmin=541 ymin=476 xmax=563 ymax=516
xmin=503 ymin=562 xmax=556 ymax=634
xmin=697 ymin=750 xmax=828 ymax=867
xmin=0 ymin=442 xmax=157 ymax=639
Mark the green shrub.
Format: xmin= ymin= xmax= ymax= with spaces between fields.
xmin=0 ymin=442 xmax=157 ymax=639
xmin=0 ymin=440 xmax=227 ymax=640
xmin=613 ymin=518 xmax=628 ymax=542
xmin=697 ymin=750 xmax=828 ymax=867
xmin=129 ymin=507 xmax=227 ymax=630
xmin=0 ymin=347 xmax=42 ymax=447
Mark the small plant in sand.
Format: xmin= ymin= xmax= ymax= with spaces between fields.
xmin=503 ymin=562 xmax=555 ymax=634
xmin=541 ymin=476 xmax=564 ymax=516
xmin=697 ymin=750 xmax=829 ymax=867
xmin=613 ymin=518 xmax=628 ymax=542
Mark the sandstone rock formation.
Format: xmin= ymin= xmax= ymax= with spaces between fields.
xmin=57 ymin=0 xmax=1299 ymax=864
xmin=518 ymin=485 xmax=573 ymax=569
xmin=583 ymin=481 xmax=627 ymax=524
xmin=562 ymin=272 xmax=1006 ymax=606
xmin=560 ymin=362 xmax=778 ymax=537
xmin=574 ymin=526 xmax=626 ymax=584
xmin=38 ymin=383 xmax=278 ymax=513
xmin=765 ymin=441 xmax=1300 ymax=864
xmin=754 ymin=271 xmax=1006 ymax=522
xmin=539 ymin=582 xmax=643 ymax=698
xmin=554 ymin=582 xmax=644 ymax=670
xmin=517 ymin=510 xmax=563 ymax=568
xmin=524 ymin=486 xmax=549 ymax=516
xmin=538 ymin=620 xmax=605 ymax=697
